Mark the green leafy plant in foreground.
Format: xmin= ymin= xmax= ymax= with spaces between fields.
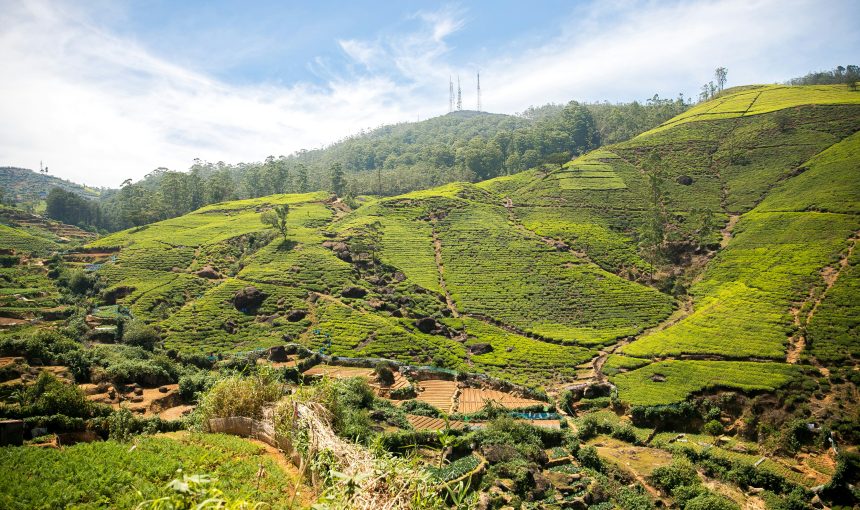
xmin=136 ymin=473 xmax=267 ymax=510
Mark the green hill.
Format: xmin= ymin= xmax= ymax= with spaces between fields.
xmin=86 ymin=85 xmax=860 ymax=404
xmin=0 ymin=166 xmax=101 ymax=203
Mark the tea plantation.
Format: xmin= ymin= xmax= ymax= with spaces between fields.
xmin=58 ymin=84 xmax=859 ymax=404
xmin=2 ymin=83 xmax=860 ymax=510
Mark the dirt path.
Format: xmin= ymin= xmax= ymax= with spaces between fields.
xmin=640 ymin=295 xmax=695 ymax=338
xmin=699 ymin=470 xmax=764 ymax=510
xmin=787 ymin=233 xmax=857 ymax=364
xmin=591 ymin=338 xmax=631 ymax=384
xmin=157 ymin=431 xmax=314 ymax=507
xmin=720 ymin=214 xmax=740 ymax=248
xmin=430 ymin=227 xmax=459 ymax=318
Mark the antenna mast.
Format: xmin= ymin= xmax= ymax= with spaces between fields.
xmin=448 ymin=76 xmax=454 ymax=113
xmin=476 ymin=71 xmax=481 ymax=112
xmin=456 ymin=75 xmax=462 ymax=111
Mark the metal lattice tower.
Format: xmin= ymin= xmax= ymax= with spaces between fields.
xmin=476 ymin=71 xmax=481 ymax=112
xmin=448 ymin=76 xmax=454 ymax=113
xmin=456 ymin=75 xmax=462 ymax=111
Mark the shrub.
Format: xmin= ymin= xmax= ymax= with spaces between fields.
xmin=485 ymin=458 xmax=534 ymax=495
xmin=475 ymin=417 xmax=545 ymax=461
xmin=672 ymin=484 xmax=706 ymax=507
xmin=558 ymin=389 xmax=575 ymax=414
xmin=611 ymin=423 xmax=638 ymax=443
xmin=101 ymin=360 xmax=172 ymax=386
xmin=376 ymin=430 xmax=440 ymax=452
xmin=374 ymin=362 xmax=395 ymax=387
xmin=650 ymin=459 xmax=699 ymax=493
xmin=22 ymin=372 xmax=92 ymax=418
xmin=178 ymin=370 xmax=217 ymax=401
xmin=23 ymin=414 xmax=86 ymax=431
xmin=64 ymin=270 xmax=95 ymax=295
xmin=822 ymin=451 xmax=860 ymax=506
xmin=577 ymin=415 xmax=599 ymax=440
xmin=122 ymin=320 xmax=160 ymax=350
xmin=684 ymin=493 xmax=739 ymax=510
xmin=778 ymin=418 xmax=813 ymax=454
xmin=576 ymin=445 xmax=602 ymax=471
xmin=108 ymin=407 xmax=135 ymax=442
xmin=0 ymin=329 xmax=81 ymax=365
xmin=0 ymin=255 xmax=19 ymax=267
xmin=616 ymin=486 xmax=656 ymax=510
xmin=369 ymin=398 xmax=409 ymax=429
xmin=399 ymin=399 xmax=442 ymax=418
xmin=197 ymin=372 xmax=283 ymax=422
xmin=703 ymin=419 xmax=724 ymax=438
xmin=388 ymin=384 xmax=416 ymax=399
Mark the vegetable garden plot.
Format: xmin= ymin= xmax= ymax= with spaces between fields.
xmin=406 ymin=414 xmax=465 ymax=431
xmin=457 ymin=387 xmax=545 ymax=414
xmin=415 ymin=379 xmax=458 ymax=413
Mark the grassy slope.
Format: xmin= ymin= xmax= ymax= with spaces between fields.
xmin=87 ymin=85 xmax=860 ymax=399
xmin=610 ymin=86 xmax=860 ymax=404
xmin=0 ymin=433 xmax=296 ymax=509
xmin=0 ymin=223 xmax=57 ymax=254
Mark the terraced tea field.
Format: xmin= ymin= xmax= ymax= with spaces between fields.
xmin=75 ymin=84 xmax=860 ymax=411
xmin=611 ymin=360 xmax=802 ymax=406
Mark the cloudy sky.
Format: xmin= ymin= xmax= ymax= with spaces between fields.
xmin=1 ymin=0 xmax=857 ymax=187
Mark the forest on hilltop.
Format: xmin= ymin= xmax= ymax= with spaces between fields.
xmin=8 ymin=93 xmax=689 ymax=233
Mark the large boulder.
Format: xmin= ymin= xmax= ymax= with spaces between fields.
xmin=195 ymin=265 xmax=221 ymax=279
xmin=268 ymin=346 xmax=288 ymax=362
xmin=233 ymin=286 xmax=267 ymax=312
xmin=415 ymin=317 xmax=440 ymax=334
xmin=341 ymin=286 xmax=367 ymax=298
xmin=467 ymin=343 xmax=493 ymax=355
xmin=286 ymin=309 xmax=307 ymax=322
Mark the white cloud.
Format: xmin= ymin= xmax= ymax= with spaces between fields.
xmin=0 ymin=0 xmax=856 ymax=187
xmin=0 ymin=1 xmax=426 ymax=186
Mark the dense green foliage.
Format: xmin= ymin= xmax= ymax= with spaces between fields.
xmin=0 ymin=433 xmax=296 ymax=509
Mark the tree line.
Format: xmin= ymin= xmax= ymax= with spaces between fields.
xmin=43 ymin=95 xmax=691 ymax=232
xmin=787 ymin=65 xmax=859 ymax=90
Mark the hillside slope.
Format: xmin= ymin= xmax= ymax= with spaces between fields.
xmin=0 ymin=166 xmax=101 ymax=202
xmin=88 ymin=85 xmax=860 ymax=404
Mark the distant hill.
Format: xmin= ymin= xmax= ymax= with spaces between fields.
xmin=0 ymin=166 xmax=101 ymax=203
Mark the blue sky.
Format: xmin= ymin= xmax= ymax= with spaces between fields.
xmin=1 ymin=0 xmax=858 ymax=186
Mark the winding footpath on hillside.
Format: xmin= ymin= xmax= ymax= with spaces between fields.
xmin=787 ymin=233 xmax=858 ymax=365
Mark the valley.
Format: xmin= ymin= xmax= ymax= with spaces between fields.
xmin=1 ymin=83 xmax=858 ymax=509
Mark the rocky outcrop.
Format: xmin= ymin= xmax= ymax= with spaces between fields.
xmin=233 ymin=286 xmax=267 ymax=312
xmin=195 ymin=265 xmax=221 ymax=279
xmin=341 ymin=286 xmax=367 ymax=298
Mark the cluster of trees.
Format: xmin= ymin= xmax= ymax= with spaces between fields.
xmin=42 ymin=94 xmax=692 ymax=232
xmin=45 ymin=188 xmax=108 ymax=229
xmin=787 ymin=65 xmax=859 ymax=90
xmin=586 ymin=94 xmax=690 ymax=144
xmin=699 ymin=67 xmax=728 ymax=102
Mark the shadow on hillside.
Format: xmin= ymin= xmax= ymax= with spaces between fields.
xmin=274 ymin=239 xmax=298 ymax=252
